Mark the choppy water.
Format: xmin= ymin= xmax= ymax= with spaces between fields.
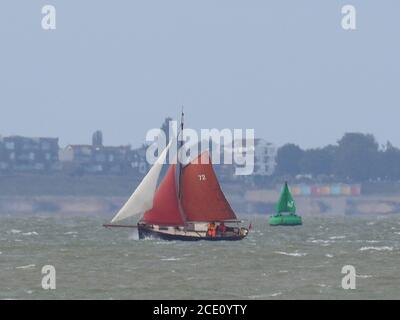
xmin=1 ymin=214 xmax=400 ymax=299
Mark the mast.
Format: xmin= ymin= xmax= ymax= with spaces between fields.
xmin=177 ymin=107 xmax=184 ymax=199
xmin=175 ymin=107 xmax=188 ymax=225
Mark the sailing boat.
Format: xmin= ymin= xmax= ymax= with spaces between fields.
xmin=269 ymin=181 xmax=302 ymax=226
xmin=104 ymin=112 xmax=249 ymax=241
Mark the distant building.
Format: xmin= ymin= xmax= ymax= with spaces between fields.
xmin=129 ymin=145 xmax=150 ymax=175
xmin=59 ymin=132 xmax=149 ymax=175
xmin=92 ymin=130 xmax=103 ymax=147
xmin=0 ymin=135 xmax=59 ymax=172
xmin=219 ymin=138 xmax=277 ymax=181
xmin=253 ymin=139 xmax=277 ymax=176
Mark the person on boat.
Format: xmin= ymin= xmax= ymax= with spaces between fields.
xmin=207 ymin=222 xmax=216 ymax=237
xmin=217 ymin=222 xmax=227 ymax=236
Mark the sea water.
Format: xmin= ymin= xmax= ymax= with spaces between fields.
xmin=0 ymin=214 xmax=399 ymax=299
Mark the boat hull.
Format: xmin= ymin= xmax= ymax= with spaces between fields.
xmin=269 ymin=214 xmax=302 ymax=226
xmin=138 ymin=225 xmax=247 ymax=241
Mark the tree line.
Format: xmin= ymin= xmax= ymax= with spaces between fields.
xmin=275 ymin=133 xmax=400 ymax=182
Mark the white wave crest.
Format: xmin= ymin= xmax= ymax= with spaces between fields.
xmin=274 ymin=251 xmax=307 ymax=257
xmin=270 ymin=292 xmax=282 ymax=297
xmin=359 ymin=246 xmax=393 ymax=252
xmin=161 ymin=257 xmax=181 ymax=261
xmin=329 ymin=236 xmax=346 ymax=240
xmin=22 ymin=232 xmax=39 ymax=236
xmin=16 ymin=264 xmax=36 ymax=269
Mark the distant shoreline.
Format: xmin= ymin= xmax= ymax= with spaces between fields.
xmin=1 ymin=174 xmax=400 ymax=216
xmin=1 ymin=193 xmax=399 ymax=217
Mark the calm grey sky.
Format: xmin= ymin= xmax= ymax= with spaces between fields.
xmin=0 ymin=1 xmax=399 ymax=149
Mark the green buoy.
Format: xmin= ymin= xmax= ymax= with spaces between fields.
xmin=269 ymin=181 xmax=302 ymax=226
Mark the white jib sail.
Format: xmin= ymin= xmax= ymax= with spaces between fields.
xmin=110 ymin=139 xmax=173 ymax=223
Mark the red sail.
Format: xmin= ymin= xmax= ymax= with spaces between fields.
xmin=142 ymin=164 xmax=185 ymax=226
xmin=180 ymin=151 xmax=237 ymax=222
